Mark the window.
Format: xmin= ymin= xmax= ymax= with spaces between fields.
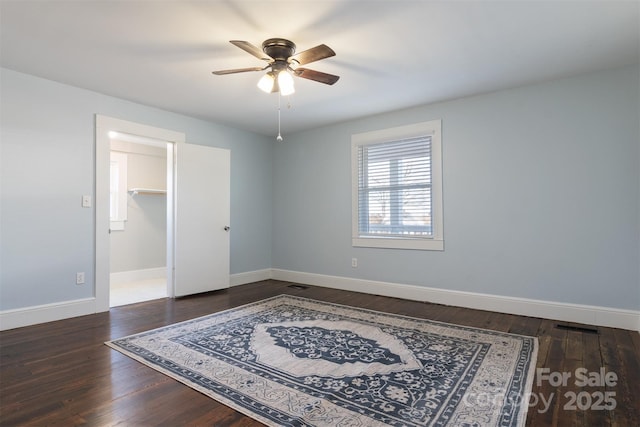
xmin=352 ymin=120 xmax=443 ymax=250
xmin=110 ymin=151 xmax=128 ymax=231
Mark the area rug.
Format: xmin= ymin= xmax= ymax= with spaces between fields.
xmin=106 ymin=295 xmax=537 ymax=426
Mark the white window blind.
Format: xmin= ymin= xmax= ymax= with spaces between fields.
xmin=357 ymin=136 xmax=432 ymax=238
xmin=352 ymin=120 xmax=443 ymax=251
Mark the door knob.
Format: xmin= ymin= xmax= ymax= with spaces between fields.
xmin=224 ymin=226 xmax=230 ymax=231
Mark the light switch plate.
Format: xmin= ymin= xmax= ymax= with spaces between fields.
xmin=82 ymin=195 xmax=92 ymax=208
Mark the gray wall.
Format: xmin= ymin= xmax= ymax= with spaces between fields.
xmin=273 ymin=64 xmax=640 ymax=311
xmin=110 ymin=142 xmax=167 ymax=273
xmin=0 ymin=68 xmax=273 ymax=311
xmin=1 ymin=64 xmax=638 ymax=314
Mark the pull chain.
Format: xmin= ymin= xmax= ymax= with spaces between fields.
xmin=276 ymin=92 xmax=283 ymax=141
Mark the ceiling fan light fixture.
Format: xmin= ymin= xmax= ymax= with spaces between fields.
xmin=213 ymin=38 xmax=339 ymax=140
xmin=257 ymin=71 xmax=275 ymax=93
xmin=278 ymin=70 xmax=295 ymax=96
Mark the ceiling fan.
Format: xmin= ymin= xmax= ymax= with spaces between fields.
xmin=212 ymin=38 xmax=339 ymax=95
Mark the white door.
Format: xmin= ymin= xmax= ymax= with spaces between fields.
xmin=173 ymin=142 xmax=230 ymax=297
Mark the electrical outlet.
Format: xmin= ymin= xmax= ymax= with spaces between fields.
xmin=76 ymin=272 xmax=85 ymax=285
xmin=351 ymin=258 xmax=358 ymax=268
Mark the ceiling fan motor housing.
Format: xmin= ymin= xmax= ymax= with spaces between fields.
xmin=262 ymin=38 xmax=297 ymax=67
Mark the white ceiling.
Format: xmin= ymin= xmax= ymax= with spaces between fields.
xmin=1 ymin=1 xmax=638 ymax=137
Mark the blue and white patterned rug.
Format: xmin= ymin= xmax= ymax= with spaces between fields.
xmin=106 ymin=295 xmax=537 ymax=426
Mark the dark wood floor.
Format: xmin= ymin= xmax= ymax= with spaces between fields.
xmin=1 ymin=280 xmax=638 ymax=426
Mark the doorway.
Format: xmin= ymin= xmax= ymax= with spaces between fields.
xmin=95 ymin=115 xmax=230 ymax=314
xmin=108 ymin=133 xmax=171 ymax=307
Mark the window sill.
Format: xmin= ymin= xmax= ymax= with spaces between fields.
xmin=110 ymin=220 xmax=126 ymax=231
xmin=352 ymin=237 xmax=444 ymax=251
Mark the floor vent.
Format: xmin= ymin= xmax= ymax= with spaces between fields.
xmin=287 ymin=284 xmax=308 ymax=290
xmin=555 ymin=324 xmax=599 ymax=334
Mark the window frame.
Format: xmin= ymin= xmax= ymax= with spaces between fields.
xmin=110 ymin=151 xmax=128 ymax=231
xmin=351 ymin=120 xmax=443 ymax=251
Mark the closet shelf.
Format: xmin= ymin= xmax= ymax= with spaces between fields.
xmin=128 ymin=188 xmax=166 ymax=196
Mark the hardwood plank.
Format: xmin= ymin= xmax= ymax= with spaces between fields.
xmin=609 ymin=328 xmax=640 ymax=427
xmin=1 ymin=280 xmax=637 ymax=426
xmin=581 ymin=330 xmax=611 ymax=426
xmin=479 ymin=310 xmax=514 ymax=333
xmin=629 ymin=330 xmax=640 ymax=356
xmin=599 ymin=327 xmax=634 ymax=427
xmin=508 ymin=314 xmax=542 ymax=337
xmin=527 ymin=319 xmax=566 ymax=427
xmin=559 ymin=329 xmax=584 ymax=426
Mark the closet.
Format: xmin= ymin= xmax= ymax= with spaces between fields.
xmin=109 ymin=138 xmax=167 ymax=306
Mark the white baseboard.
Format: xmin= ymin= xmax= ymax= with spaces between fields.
xmin=110 ymin=267 xmax=166 ymax=285
xmin=272 ymin=269 xmax=640 ymax=332
xmin=1 ymin=268 xmax=270 ymax=331
xmin=230 ymin=269 xmax=272 ymax=287
xmin=0 ymin=298 xmax=96 ymax=331
xmin=4 ymin=269 xmax=637 ymax=332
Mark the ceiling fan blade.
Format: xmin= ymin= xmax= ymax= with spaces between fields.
xmin=289 ymin=44 xmax=335 ymax=66
xmin=294 ymin=68 xmax=340 ymax=85
xmin=212 ymin=66 xmax=267 ymax=75
xmin=230 ymin=40 xmax=271 ymax=61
